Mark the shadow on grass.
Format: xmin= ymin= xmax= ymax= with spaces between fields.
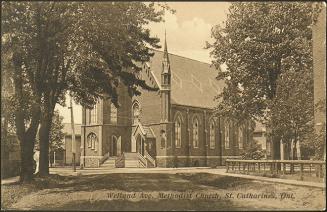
xmin=176 ymin=172 xmax=256 ymax=189
xmin=42 ymin=173 xmax=204 ymax=195
xmin=34 ymin=199 xmax=241 ymax=211
xmin=36 ymin=172 xmax=258 ymax=196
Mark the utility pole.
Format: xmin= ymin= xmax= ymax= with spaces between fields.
xmin=69 ymin=96 xmax=76 ymax=172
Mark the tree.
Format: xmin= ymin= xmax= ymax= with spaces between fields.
xmin=49 ymin=110 xmax=65 ymax=155
xmin=35 ymin=110 xmax=64 ymax=167
xmin=2 ymin=3 xmax=42 ymax=182
xmin=240 ymin=139 xmax=265 ymax=160
xmin=2 ymin=2 xmax=169 ymax=178
xmin=207 ymin=2 xmax=322 ymax=159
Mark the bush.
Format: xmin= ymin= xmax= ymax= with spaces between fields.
xmin=241 ymin=140 xmax=265 ymax=160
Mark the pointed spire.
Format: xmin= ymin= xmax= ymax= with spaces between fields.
xmin=163 ymin=30 xmax=169 ymax=63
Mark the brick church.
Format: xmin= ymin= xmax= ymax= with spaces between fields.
xmin=80 ymin=38 xmax=252 ymax=168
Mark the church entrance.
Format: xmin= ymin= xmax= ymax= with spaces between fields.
xmin=111 ymin=136 xmax=121 ymax=157
xmin=112 ymin=136 xmax=117 ymax=156
xmin=136 ymin=134 xmax=145 ymax=155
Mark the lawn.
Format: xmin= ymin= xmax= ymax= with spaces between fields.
xmin=1 ymin=173 xmax=325 ymax=211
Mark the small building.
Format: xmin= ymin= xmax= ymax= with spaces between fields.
xmin=62 ymin=123 xmax=81 ymax=166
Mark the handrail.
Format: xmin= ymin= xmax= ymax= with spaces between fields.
xmin=226 ymin=159 xmax=325 ymax=164
xmin=115 ymin=153 xmax=125 ymax=167
xmin=144 ymin=151 xmax=156 ymax=167
xmin=225 ymin=159 xmax=325 ymax=180
xmin=137 ymin=153 xmax=147 ymax=167
xmin=100 ymin=152 xmax=110 ymax=165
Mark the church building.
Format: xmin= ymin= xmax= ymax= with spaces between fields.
xmin=80 ymin=38 xmax=252 ymax=168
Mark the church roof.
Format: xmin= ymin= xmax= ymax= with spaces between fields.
xmin=148 ymin=50 xmax=224 ymax=109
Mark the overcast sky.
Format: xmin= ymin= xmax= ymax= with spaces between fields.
xmin=57 ymin=2 xmax=230 ymax=123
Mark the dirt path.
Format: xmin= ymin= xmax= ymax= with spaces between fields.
xmin=6 ymin=173 xmax=326 ymax=211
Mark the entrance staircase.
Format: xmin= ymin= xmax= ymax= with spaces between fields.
xmin=103 ymin=152 xmax=156 ymax=168
xmin=101 ymin=157 xmax=116 ymax=169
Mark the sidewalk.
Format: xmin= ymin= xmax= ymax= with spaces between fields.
xmin=1 ymin=176 xmax=19 ymax=185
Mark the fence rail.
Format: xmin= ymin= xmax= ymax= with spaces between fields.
xmin=225 ymin=159 xmax=326 ymax=180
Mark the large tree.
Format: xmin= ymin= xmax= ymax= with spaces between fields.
xmin=207 ymin=2 xmax=322 ymax=159
xmin=2 ymin=2 xmax=168 ymax=180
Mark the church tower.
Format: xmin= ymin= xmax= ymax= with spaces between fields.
xmin=161 ymin=32 xmax=171 ymax=123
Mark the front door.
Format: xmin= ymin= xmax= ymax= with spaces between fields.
xmin=112 ymin=136 xmax=117 ymax=156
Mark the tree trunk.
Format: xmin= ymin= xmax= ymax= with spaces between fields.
xmin=39 ymin=114 xmax=53 ymax=176
xmin=18 ymin=105 xmax=40 ymax=183
xmin=19 ymin=135 xmax=36 ymax=182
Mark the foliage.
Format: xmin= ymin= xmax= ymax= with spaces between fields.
xmin=207 ymin=2 xmax=322 ymax=156
xmin=2 ymin=2 xmax=169 ymax=177
xmin=49 ymin=110 xmax=65 ymax=152
xmin=35 ymin=110 xmax=65 ymax=152
xmin=240 ymin=139 xmax=265 ymax=160
xmin=207 ymin=2 xmax=321 ymax=120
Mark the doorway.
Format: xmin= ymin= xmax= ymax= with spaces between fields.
xmin=136 ymin=134 xmax=145 ymax=155
xmin=112 ymin=135 xmax=117 ymax=156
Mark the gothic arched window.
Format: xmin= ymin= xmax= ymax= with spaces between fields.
xmin=89 ymin=104 xmax=97 ymax=124
xmin=209 ymin=120 xmax=215 ymax=149
xmin=192 ymin=117 xmax=199 ymax=148
xmin=132 ymin=102 xmax=140 ymax=125
xmin=87 ymin=133 xmax=98 ymax=151
xmin=110 ymin=103 xmax=117 ymax=124
xmin=175 ymin=116 xmax=182 ymax=148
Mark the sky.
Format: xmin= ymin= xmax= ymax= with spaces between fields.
xmin=56 ymin=2 xmax=230 ymax=124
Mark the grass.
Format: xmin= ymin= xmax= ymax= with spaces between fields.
xmin=1 ymin=172 xmax=325 ymax=211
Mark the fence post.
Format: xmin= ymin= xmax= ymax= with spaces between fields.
xmin=282 ymin=163 xmax=286 ymax=175
xmin=319 ymin=164 xmax=323 ymax=178
xmin=258 ymin=162 xmax=261 ymax=173
xmin=247 ymin=163 xmax=249 ymax=174
xmin=300 ymin=163 xmax=304 ymax=180
xmin=226 ymin=161 xmax=229 ymax=173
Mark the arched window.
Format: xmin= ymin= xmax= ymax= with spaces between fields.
xmin=132 ymin=102 xmax=140 ymax=125
xmin=175 ymin=117 xmax=182 ymax=148
xmin=238 ymin=127 xmax=243 ymax=149
xmin=89 ymin=104 xmax=97 ymax=124
xmin=209 ymin=120 xmax=215 ymax=149
xmin=225 ymin=122 xmax=230 ymax=149
xmin=110 ymin=103 xmax=117 ymax=124
xmin=160 ymin=130 xmax=166 ymax=148
xmin=87 ymin=133 xmax=98 ymax=151
xmin=192 ymin=117 xmax=199 ymax=148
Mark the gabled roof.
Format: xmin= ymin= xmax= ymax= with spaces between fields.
xmin=147 ymin=50 xmax=225 ymax=109
xmin=133 ymin=122 xmax=156 ymax=139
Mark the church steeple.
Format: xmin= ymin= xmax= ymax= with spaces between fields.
xmin=162 ymin=30 xmax=170 ymax=74
xmin=160 ymin=31 xmax=171 ymax=123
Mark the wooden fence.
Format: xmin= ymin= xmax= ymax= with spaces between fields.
xmin=226 ymin=159 xmax=326 ymax=180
